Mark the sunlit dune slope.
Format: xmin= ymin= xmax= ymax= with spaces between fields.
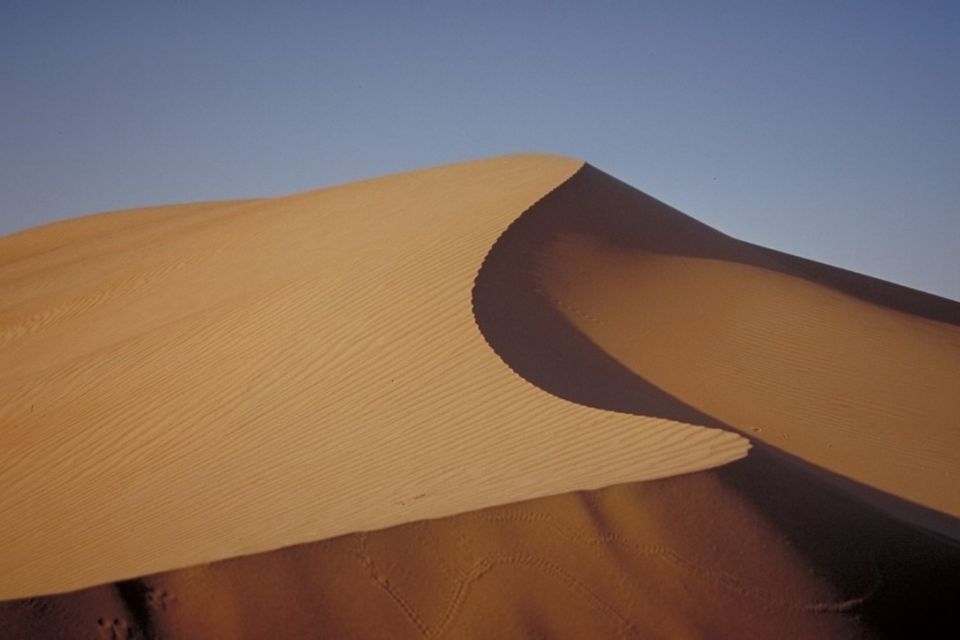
xmin=475 ymin=164 xmax=960 ymax=535
xmin=0 ymin=154 xmax=749 ymax=600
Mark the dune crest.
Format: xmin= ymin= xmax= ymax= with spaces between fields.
xmin=474 ymin=163 xmax=960 ymax=537
xmin=0 ymin=154 xmax=748 ymax=600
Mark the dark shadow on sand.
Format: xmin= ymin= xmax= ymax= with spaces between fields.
xmin=471 ymin=163 xmax=960 ymax=638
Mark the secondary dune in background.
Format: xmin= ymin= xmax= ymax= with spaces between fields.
xmin=0 ymin=155 xmax=748 ymax=600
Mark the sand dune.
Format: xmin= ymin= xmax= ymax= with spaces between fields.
xmin=0 ymin=155 xmax=746 ymax=600
xmin=475 ymin=164 xmax=960 ymax=537
xmin=1 ymin=155 xmax=957 ymax=638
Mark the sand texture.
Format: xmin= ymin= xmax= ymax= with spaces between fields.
xmin=0 ymin=155 xmax=747 ymax=600
xmin=1 ymin=155 xmax=958 ymax=638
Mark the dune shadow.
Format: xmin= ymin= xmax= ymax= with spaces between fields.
xmin=472 ymin=211 xmax=725 ymax=428
xmin=472 ymin=163 xmax=960 ymax=533
xmin=471 ymin=163 xmax=960 ymax=637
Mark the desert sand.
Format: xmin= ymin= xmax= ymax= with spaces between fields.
xmin=1 ymin=155 xmax=957 ymax=638
xmin=475 ymin=164 xmax=960 ymax=536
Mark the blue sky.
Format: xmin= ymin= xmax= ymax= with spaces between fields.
xmin=2 ymin=1 xmax=957 ymax=299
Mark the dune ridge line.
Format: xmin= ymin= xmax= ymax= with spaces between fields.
xmin=471 ymin=162 xmax=959 ymax=539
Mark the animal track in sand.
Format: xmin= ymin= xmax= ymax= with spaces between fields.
xmin=147 ymin=588 xmax=175 ymax=612
xmin=96 ymin=616 xmax=130 ymax=640
xmin=478 ymin=511 xmax=881 ymax=613
xmin=354 ymin=508 xmax=881 ymax=638
xmin=356 ymin=531 xmax=636 ymax=639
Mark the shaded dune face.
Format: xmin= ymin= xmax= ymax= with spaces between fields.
xmin=473 ymin=164 xmax=960 ymax=536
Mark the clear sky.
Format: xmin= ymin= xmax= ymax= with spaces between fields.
xmin=2 ymin=1 xmax=957 ymax=299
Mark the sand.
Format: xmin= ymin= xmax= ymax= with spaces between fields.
xmin=1 ymin=154 xmax=957 ymax=638
xmin=0 ymin=155 xmax=746 ymax=600
xmin=475 ymin=164 xmax=960 ymax=536
xmin=2 ymin=447 xmax=958 ymax=639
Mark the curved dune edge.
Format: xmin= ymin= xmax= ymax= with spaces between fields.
xmin=474 ymin=163 xmax=960 ymax=538
xmin=0 ymin=154 xmax=748 ymax=600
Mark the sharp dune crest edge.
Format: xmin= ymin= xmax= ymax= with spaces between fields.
xmin=474 ymin=163 xmax=960 ymax=538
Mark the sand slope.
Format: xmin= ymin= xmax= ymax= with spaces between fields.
xmin=3 ymin=446 xmax=958 ymax=639
xmin=475 ymin=164 xmax=960 ymax=536
xmin=0 ymin=155 xmax=748 ymax=600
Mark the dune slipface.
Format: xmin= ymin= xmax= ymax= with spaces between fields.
xmin=474 ymin=164 xmax=960 ymax=539
xmin=0 ymin=155 xmax=747 ymax=600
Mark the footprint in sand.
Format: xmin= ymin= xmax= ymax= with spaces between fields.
xmin=147 ymin=589 xmax=176 ymax=612
xmin=96 ymin=616 xmax=130 ymax=640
